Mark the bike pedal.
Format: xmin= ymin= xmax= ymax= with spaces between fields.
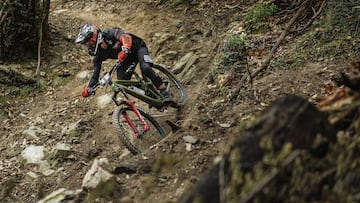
xmin=163 ymin=100 xmax=179 ymax=108
xmin=166 ymin=120 xmax=181 ymax=132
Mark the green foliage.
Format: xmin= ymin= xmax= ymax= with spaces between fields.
xmin=244 ymin=3 xmax=278 ymax=33
xmin=207 ymin=33 xmax=248 ymax=98
xmin=207 ymin=33 xmax=248 ymax=99
xmin=223 ymin=33 xmax=247 ymax=52
xmin=245 ymin=3 xmax=278 ymax=22
xmin=220 ymin=33 xmax=247 ymax=70
xmin=18 ymin=86 xmax=33 ymax=99
xmin=273 ymin=0 xmax=359 ymax=68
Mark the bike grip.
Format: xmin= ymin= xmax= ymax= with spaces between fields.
xmin=88 ymin=88 xmax=96 ymax=95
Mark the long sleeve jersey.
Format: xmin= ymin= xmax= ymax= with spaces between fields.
xmin=88 ymin=27 xmax=144 ymax=87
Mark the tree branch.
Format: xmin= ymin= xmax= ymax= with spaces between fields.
xmin=0 ymin=0 xmax=10 ymax=27
xmin=228 ymin=0 xmax=310 ymax=102
xmin=35 ymin=5 xmax=45 ymax=87
xmin=292 ymin=0 xmax=326 ymax=33
xmin=0 ymin=0 xmax=9 ymax=19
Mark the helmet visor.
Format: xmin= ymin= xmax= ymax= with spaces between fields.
xmin=75 ymin=34 xmax=87 ymax=44
xmin=75 ymin=23 xmax=95 ymax=44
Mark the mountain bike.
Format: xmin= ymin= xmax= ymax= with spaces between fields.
xmin=90 ymin=62 xmax=186 ymax=155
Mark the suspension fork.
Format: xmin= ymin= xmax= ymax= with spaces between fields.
xmin=121 ymin=100 xmax=150 ymax=138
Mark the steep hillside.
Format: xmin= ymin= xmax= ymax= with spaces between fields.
xmin=0 ymin=0 xmax=359 ymax=202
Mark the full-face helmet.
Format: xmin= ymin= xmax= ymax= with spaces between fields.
xmin=75 ymin=23 xmax=103 ymax=55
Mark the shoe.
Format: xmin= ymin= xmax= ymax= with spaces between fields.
xmin=160 ymin=88 xmax=173 ymax=101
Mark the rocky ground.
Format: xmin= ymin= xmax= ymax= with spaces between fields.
xmin=0 ymin=0 xmax=359 ymax=202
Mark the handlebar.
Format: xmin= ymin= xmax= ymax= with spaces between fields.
xmin=86 ymin=70 xmax=112 ymax=96
xmin=88 ymin=87 xmax=97 ymax=95
xmin=86 ymin=62 xmax=137 ymax=97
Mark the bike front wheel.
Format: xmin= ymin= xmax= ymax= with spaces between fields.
xmin=113 ymin=104 xmax=166 ymax=155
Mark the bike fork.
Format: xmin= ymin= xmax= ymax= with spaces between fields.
xmin=122 ymin=100 xmax=150 ymax=138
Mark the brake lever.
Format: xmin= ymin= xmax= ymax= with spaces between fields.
xmin=99 ymin=72 xmax=111 ymax=85
xmin=88 ymin=87 xmax=96 ymax=95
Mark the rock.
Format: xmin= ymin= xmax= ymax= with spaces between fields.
xmin=82 ymin=158 xmax=120 ymax=199
xmin=21 ymin=145 xmax=45 ymax=164
xmin=61 ymin=120 xmax=82 ymax=136
xmin=183 ymin=135 xmax=198 ymax=144
xmin=152 ymin=33 xmax=176 ymax=55
xmin=172 ymin=52 xmax=194 ymax=74
xmin=26 ymin=171 xmax=39 ymax=179
xmin=39 ymin=160 xmax=56 ymax=176
xmin=96 ymin=94 xmax=113 ymax=108
xmin=180 ymin=65 xmax=197 ymax=85
xmin=53 ymin=143 xmax=71 ymax=151
xmin=38 ymin=188 xmax=82 ymax=203
xmin=34 ymin=117 xmax=45 ymax=125
xmin=186 ymin=143 xmax=192 ymax=151
xmin=22 ymin=128 xmax=40 ymax=140
xmin=76 ymin=70 xmax=91 ymax=79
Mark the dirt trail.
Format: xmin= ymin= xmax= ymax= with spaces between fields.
xmin=0 ymin=0 xmax=349 ymax=202
xmin=1 ymin=1 xmax=233 ymax=202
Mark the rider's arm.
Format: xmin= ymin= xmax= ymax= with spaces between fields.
xmin=117 ymin=33 xmax=132 ymax=62
xmin=88 ymin=58 xmax=102 ymax=88
xmin=82 ymin=59 xmax=101 ymax=97
xmin=103 ymin=28 xmax=132 ymax=62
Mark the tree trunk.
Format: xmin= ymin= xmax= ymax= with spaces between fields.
xmin=42 ymin=0 xmax=50 ymax=42
xmin=0 ymin=0 xmax=50 ymax=61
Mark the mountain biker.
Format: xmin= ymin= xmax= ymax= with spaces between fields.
xmin=75 ymin=23 xmax=172 ymax=100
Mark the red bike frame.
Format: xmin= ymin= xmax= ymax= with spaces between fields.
xmin=121 ymin=99 xmax=150 ymax=138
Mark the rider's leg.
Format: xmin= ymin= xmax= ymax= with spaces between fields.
xmin=116 ymin=61 xmax=132 ymax=80
xmin=137 ymin=46 xmax=172 ymax=100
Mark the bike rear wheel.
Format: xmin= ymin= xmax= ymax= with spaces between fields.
xmin=151 ymin=64 xmax=187 ymax=107
xmin=113 ymin=104 xmax=166 ymax=155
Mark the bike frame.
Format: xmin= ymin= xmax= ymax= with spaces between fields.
xmin=93 ymin=63 xmax=174 ymax=139
xmin=103 ymin=62 xmax=172 ymax=110
xmin=111 ymin=79 xmax=167 ymax=110
xmin=119 ymin=99 xmax=150 ymax=138
xmin=95 ymin=65 xmax=155 ymax=139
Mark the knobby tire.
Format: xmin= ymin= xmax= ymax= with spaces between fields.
xmin=113 ymin=104 xmax=166 ymax=155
